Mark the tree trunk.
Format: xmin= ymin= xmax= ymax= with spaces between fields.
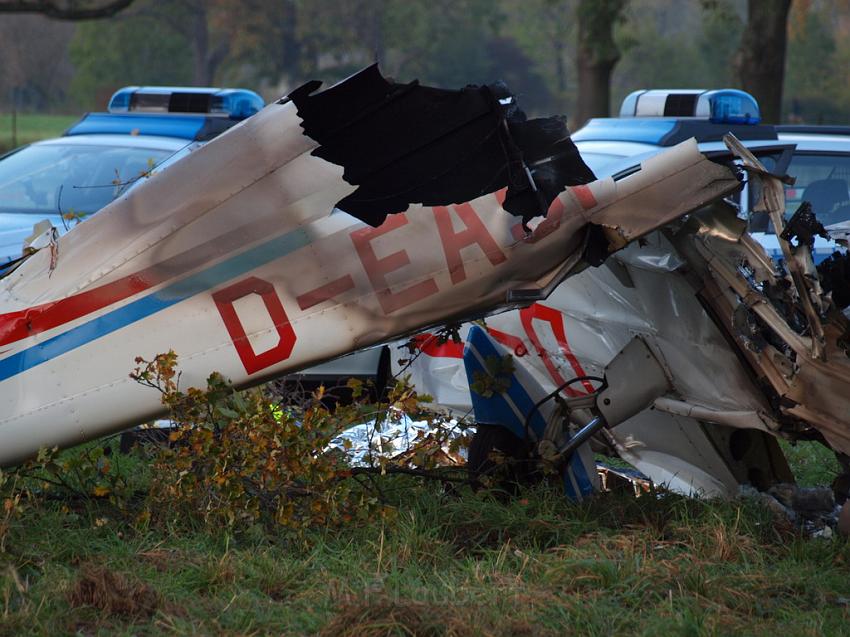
xmin=576 ymin=56 xmax=617 ymax=125
xmin=188 ymin=1 xmax=229 ymax=87
xmin=190 ymin=2 xmax=211 ymax=86
xmin=279 ymin=0 xmax=301 ymax=79
xmin=735 ymin=0 xmax=792 ymax=124
xmin=554 ymin=38 xmax=565 ymax=94
xmin=574 ymin=0 xmax=627 ymax=128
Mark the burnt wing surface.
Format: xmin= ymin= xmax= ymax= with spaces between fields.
xmin=288 ymin=65 xmax=595 ymax=227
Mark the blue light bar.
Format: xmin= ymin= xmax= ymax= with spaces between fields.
xmin=210 ymin=89 xmax=265 ymax=119
xmin=618 ymin=88 xmax=760 ymax=125
xmin=64 ymin=112 xmax=231 ymax=141
xmin=108 ymin=86 xmax=264 ymax=119
xmin=703 ymin=89 xmax=760 ymax=125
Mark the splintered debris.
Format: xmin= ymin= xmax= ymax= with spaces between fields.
xmin=288 ymin=64 xmax=595 ymax=227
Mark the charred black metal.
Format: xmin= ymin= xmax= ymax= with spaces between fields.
xmin=780 ymin=201 xmax=830 ymax=249
xmin=288 ymin=65 xmax=595 ymax=227
xmin=818 ymin=251 xmax=850 ymax=310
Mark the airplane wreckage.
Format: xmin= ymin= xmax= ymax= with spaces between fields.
xmin=1 ymin=66 xmax=849 ymax=505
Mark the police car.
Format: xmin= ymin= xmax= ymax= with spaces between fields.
xmin=572 ymin=88 xmax=850 ymax=264
xmin=0 ymin=86 xmax=264 ymax=268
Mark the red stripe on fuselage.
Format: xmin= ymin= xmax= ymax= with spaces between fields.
xmin=0 ymin=267 xmax=161 ymax=348
xmin=412 ymin=333 xmax=465 ymax=358
xmin=571 ymin=185 xmax=597 ymax=210
xmin=0 ymin=216 xmax=280 ymax=348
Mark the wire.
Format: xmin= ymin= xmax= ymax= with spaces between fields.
xmin=523 ymin=375 xmax=605 ymax=443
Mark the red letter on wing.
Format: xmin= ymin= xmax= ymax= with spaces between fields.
xmin=213 ymin=276 xmax=297 ymax=374
xmin=350 ymin=214 xmax=438 ymax=314
xmin=434 ymin=203 xmax=506 ymax=284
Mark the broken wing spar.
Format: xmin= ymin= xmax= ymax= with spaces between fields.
xmin=0 ymin=68 xmax=739 ymax=466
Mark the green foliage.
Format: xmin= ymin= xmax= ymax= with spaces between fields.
xmin=0 ymin=349 xmax=470 ymax=551
xmin=9 ymin=0 xmax=850 ymax=125
xmin=0 ymin=439 xmax=146 ymax=553
xmin=613 ymin=0 xmax=743 ymax=106
xmin=576 ymin=0 xmax=628 ymax=61
xmin=130 ymin=352 xmax=385 ymax=532
xmin=470 ymin=354 xmax=515 ymax=397
xmin=780 ymin=439 xmax=842 ymax=487
xmin=69 ymin=9 xmax=192 ymax=110
xmin=2 ymin=351 xmax=849 ymax=633
xmin=504 ymin=0 xmax=574 ymax=113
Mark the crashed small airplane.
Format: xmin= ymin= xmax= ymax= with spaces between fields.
xmin=0 ymin=66 xmax=740 ymax=467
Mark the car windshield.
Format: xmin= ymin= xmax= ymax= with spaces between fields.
xmin=0 ymin=143 xmax=172 ymax=216
xmin=750 ymin=153 xmax=850 ymax=233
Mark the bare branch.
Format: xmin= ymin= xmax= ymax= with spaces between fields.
xmin=0 ymin=0 xmax=134 ymax=20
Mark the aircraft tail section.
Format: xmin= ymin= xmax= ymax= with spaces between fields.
xmin=463 ymin=325 xmax=598 ymax=500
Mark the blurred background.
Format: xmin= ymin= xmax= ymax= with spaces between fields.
xmin=0 ymin=0 xmax=846 ymax=151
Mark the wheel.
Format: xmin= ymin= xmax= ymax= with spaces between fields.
xmin=468 ymin=424 xmax=538 ymax=492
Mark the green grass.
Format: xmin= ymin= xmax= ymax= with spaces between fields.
xmin=2 ymin=451 xmax=850 ymax=636
xmin=0 ymin=113 xmax=79 ymax=152
xmin=780 ymin=439 xmax=842 ymax=487
xmin=0 ymin=435 xmax=846 ymax=636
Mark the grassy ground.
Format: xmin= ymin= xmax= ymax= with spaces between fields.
xmin=780 ymin=439 xmax=842 ymax=487
xmin=0 ymin=113 xmax=78 ymax=153
xmin=1 ymin=440 xmax=848 ymax=636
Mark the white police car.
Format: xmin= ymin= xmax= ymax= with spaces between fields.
xmin=0 ymin=86 xmax=264 ymax=270
xmin=572 ymin=89 xmax=850 ymax=264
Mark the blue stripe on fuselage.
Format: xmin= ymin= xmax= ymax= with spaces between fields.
xmin=464 ymin=326 xmax=596 ymax=500
xmin=0 ymin=228 xmax=311 ymax=382
xmin=464 ymin=326 xmax=549 ymax=439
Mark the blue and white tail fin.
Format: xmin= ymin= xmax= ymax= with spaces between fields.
xmin=463 ymin=325 xmax=598 ymax=500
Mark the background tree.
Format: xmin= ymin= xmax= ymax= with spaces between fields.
xmin=129 ymin=0 xmax=236 ymax=86
xmin=9 ymin=0 xmax=850 ymax=127
xmin=0 ymin=14 xmax=74 ymax=110
xmin=575 ymin=0 xmax=628 ymax=126
xmin=69 ymin=9 xmax=192 ymax=109
xmin=735 ymin=0 xmax=792 ymax=123
xmin=505 ymin=0 xmax=574 ymax=117
xmin=614 ymin=0 xmax=742 ymax=102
